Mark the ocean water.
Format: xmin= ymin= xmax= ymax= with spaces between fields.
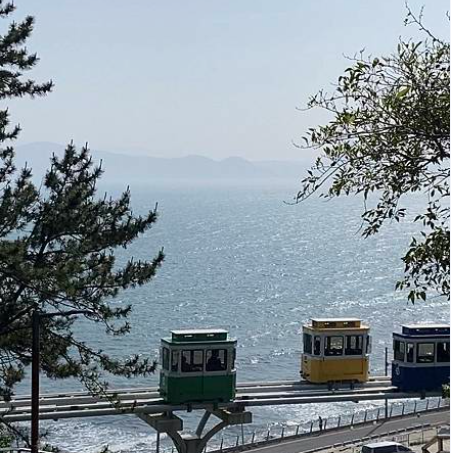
xmin=29 ymin=181 xmax=447 ymax=452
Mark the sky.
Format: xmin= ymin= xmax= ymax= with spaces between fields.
xmin=8 ymin=1 xmax=450 ymax=161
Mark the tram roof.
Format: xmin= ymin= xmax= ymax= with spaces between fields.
xmin=305 ymin=318 xmax=367 ymax=330
xmin=171 ymin=329 xmax=228 ymax=335
xmin=311 ymin=318 xmax=362 ymax=322
xmin=399 ymin=324 xmax=450 ymax=336
xmin=163 ymin=329 xmax=233 ymax=344
xmin=403 ymin=323 xmax=449 ymax=329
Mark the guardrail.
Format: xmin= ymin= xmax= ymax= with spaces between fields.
xmin=2 ymin=397 xmax=447 ymax=453
xmin=0 ymin=449 xmax=49 ymax=453
xmin=203 ymin=396 xmax=449 ymax=453
xmin=300 ymin=422 xmax=435 ymax=453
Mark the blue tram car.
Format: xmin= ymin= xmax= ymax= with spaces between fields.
xmin=392 ymin=324 xmax=450 ymax=392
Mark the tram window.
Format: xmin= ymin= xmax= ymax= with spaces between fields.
xmin=206 ymin=349 xmax=227 ymax=371
xmin=366 ymin=336 xmax=372 ymax=354
xmin=162 ymin=348 xmax=170 ymax=370
xmin=345 ymin=335 xmax=363 ymax=355
xmin=171 ymin=350 xmax=180 ymax=372
xmin=406 ymin=343 xmax=414 ymax=363
xmin=303 ymin=334 xmax=313 ymax=354
xmin=417 ymin=343 xmax=435 ymax=363
xmin=231 ymin=349 xmax=236 ymax=369
xmin=394 ymin=340 xmax=405 ymax=362
xmin=314 ymin=336 xmax=321 ymax=356
xmin=325 ymin=336 xmax=343 ymax=356
xmin=437 ymin=342 xmax=450 ymax=362
xmin=181 ymin=350 xmax=204 ymax=372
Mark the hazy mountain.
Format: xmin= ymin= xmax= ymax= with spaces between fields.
xmin=13 ymin=142 xmax=313 ymax=183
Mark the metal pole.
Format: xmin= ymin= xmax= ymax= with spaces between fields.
xmin=156 ymin=431 xmax=160 ymax=453
xmin=31 ymin=310 xmax=40 ymax=453
xmin=31 ymin=309 xmax=94 ymax=453
xmin=385 ymin=347 xmax=388 ymax=376
xmin=384 ymin=347 xmax=389 ymax=419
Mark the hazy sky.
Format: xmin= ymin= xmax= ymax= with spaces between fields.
xmin=9 ymin=1 xmax=450 ymax=161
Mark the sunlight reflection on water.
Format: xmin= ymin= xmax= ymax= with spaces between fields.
xmin=31 ymin=184 xmax=447 ymax=452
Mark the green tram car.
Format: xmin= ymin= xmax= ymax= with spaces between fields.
xmin=159 ymin=329 xmax=237 ymax=404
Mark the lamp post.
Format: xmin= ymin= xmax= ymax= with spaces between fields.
xmin=31 ymin=309 xmax=94 ymax=453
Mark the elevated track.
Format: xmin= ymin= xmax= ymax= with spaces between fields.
xmin=0 ymin=376 xmax=438 ymax=422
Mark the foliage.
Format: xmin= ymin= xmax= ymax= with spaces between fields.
xmin=98 ymin=447 xmax=113 ymax=453
xmin=0 ymin=0 xmax=164 ymax=408
xmin=0 ymin=433 xmax=12 ymax=448
xmin=0 ymin=421 xmax=25 ymax=448
xmin=295 ymin=8 xmax=449 ymax=303
xmin=40 ymin=445 xmax=61 ymax=453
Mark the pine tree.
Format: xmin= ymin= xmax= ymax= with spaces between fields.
xmin=0 ymin=1 xmax=164 ymax=402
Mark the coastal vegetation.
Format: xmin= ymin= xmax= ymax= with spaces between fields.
xmin=0 ymin=0 xmax=448 ymax=450
xmin=296 ymin=7 xmax=450 ymax=303
xmin=0 ymin=1 xmax=163 ymax=446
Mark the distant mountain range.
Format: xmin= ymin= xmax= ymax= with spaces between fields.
xmin=13 ymin=142 xmax=315 ymax=183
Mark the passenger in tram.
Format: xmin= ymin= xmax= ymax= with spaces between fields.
xmin=181 ymin=355 xmax=192 ymax=372
xmin=206 ymin=350 xmax=223 ymax=371
xmin=406 ymin=343 xmax=414 ymax=363
xmin=437 ymin=342 xmax=450 ymax=362
xmin=417 ymin=344 xmax=435 ymax=363
xmin=314 ymin=337 xmax=321 ymax=355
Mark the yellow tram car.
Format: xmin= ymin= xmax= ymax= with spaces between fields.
xmin=301 ymin=318 xmax=371 ymax=384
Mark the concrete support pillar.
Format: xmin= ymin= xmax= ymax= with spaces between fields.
xmin=138 ymin=407 xmax=252 ymax=453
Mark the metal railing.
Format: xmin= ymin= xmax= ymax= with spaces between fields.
xmin=301 ymin=423 xmax=437 ymax=453
xmin=0 ymin=449 xmax=49 ymax=453
xmin=6 ymin=398 xmax=444 ymax=453
xmin=204 ymin=396 xmax=449 ymax=452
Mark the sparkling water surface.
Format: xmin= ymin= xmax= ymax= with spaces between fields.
xmin=25 ymin=182 xmax=447 ymax=452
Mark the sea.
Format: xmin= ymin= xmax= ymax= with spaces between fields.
xmin=19 ymin=181 xmax=448 ymax=452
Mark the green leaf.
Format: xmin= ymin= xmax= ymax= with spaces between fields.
xmin=396 ymin=86 xmax=410 ymax=99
